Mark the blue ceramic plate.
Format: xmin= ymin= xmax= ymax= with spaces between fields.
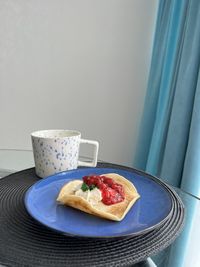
xmin=25 ymin=167 xmax=173 ymax=238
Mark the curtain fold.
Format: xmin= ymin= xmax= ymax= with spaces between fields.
xmin=160 ymin=0 xmax=200 ymax=190
xmin=181 ymin=70 xmax=200 ymax=196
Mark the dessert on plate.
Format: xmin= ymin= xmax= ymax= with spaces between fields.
xmin=57 ymin=173 xmax=140 ymax=221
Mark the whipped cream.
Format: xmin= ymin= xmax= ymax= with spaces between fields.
xmin=75 ymin=184 xmax=102 ymax=205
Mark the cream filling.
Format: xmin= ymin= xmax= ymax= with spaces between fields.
xmin=74 ymin=184 xmax=102 ymax=205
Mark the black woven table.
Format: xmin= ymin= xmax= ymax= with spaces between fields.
xmin=0 ymin=163 xmax=185 ymax=267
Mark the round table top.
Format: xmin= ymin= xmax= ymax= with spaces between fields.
xmin=0 ymin=149 xmax=199 ymax=267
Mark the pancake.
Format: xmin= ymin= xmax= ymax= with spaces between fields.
xmin=57 ymin=173 xmax=140 ymax=221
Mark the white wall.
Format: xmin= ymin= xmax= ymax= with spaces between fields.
xmin=0 ymin=0 xmax=158 ymax=167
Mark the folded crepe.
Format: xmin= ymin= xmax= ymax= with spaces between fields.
xmin=57 ymin=173 xmax=140 ymax=221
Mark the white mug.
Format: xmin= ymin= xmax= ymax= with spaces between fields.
xmin=31 ymin=129 xmax=99 ymax=178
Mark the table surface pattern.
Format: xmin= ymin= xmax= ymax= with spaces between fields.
xmin=0 ymin=149 xmax=199 ymax=267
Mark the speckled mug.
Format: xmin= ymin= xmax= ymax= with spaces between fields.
xmin=31 ymin=130 xmax=99 ymax=178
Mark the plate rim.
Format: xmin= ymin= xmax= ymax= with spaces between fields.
xmin=24 ymin=164 xmax=174 ymax=239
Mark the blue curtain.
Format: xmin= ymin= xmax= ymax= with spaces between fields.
xmin=134 ymin=0 xmax=200 ymax=266
xmin=134 ymin=0 xmax=200 ymax=196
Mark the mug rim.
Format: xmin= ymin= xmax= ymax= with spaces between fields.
xmin=31 ymin=129 xmax=81 ymax=139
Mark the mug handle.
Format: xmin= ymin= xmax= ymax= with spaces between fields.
xmin=78 ymin=139 xmax=99 ymax=167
